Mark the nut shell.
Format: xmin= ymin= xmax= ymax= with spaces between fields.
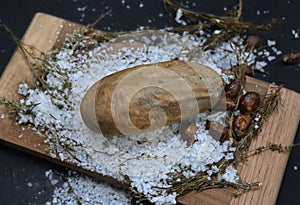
xmin=225 ymin=80 xmax=241 ymax=98
xmin=238 ymin=92 xmax=260 ymax=115
xmin=233 ymin=114 xmax=251 ymax=140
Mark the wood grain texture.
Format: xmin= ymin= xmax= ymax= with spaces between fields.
xmin=0 ymin=13 xmax=300 ymax=205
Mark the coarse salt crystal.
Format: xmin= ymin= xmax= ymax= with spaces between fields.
xmin=267 ymin=56 xmax=276 ymax=61
xmin=45 ymin=169 xmax=53 ymax=178
xmin=77 ymin=6 xmax=87 ymax=12
xmin=267 ymin=40 xmax=276 ymax=47
xmin=51 ymin=179 xmax=59 ymax=185
xmin=0 ymin=113 xmax=5 ymax=119
xmin=292 ymin=29 xmax=299 ymax=39
xmin=218 ymin=165 xmax=239 ymax=183
xmin=175 ymin=8 xmax=187 ymax=26
xmin=214 ymin=30 xmax=222 ymax=35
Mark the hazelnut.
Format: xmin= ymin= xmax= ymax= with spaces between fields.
xmin=205 ymin=120 xmax=229 ymax=142
xmin=225 ymin=97 xmax=236 ymax=110
xmin=238 ymin=92 xmax=260 ymax=115
xmin=233 ymin=114 xmax=251 ymax=140
xmin=245 ymin=35 xmax=262 ymax=51
xmin=225 ymin=80 xmax=241 ymax=98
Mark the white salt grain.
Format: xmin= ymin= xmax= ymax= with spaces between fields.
xmin=214 ymin=30 xmax=222 ymax=35
xmin=175 ymin=8 xmax=187 ymax=26
xmin=267 ymin=40 xmax=276 ymax=47
xmin=77 ymin=6 xmax=87 ymax=12
xmin=292 ymin=29 xmax=299 ymax=39
xmin=267 ymin=56 xmax=276 ymax=61
xmin=18 ymin=83 xmax=29 ymax=96
xmin=218 ymin=165 xmax=239 ymax=183
xmin=0 ymin=113 xmax=5 ymax=119
xmin=51 ymin=179 xmax=59 ymax=185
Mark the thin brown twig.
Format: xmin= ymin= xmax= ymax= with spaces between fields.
xmin=90 ymin=9 xmax=112 ymax=28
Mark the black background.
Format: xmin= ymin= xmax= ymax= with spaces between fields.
xmin=0 ymin=0 xmax=299 ymax=204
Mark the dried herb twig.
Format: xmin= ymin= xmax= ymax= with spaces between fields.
xmin=247 ymin=142 xmax=300 ymax=157
xmin=234 ymin=85 xmax=282 ymax=163
xmin=2 ymin=24 xmax=49 ymax=86
xmin=0 ymin=97 xmax=22 ymax=113
xmin=163 ymin=0 xmax=280 ymax=49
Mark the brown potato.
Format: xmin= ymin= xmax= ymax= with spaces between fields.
xmin=80 ymin=60 xmax=224 ymax=136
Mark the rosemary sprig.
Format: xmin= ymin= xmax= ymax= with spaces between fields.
xmin=165 ymin=173 xmax=261 ymax=197
xmin=0 ymin=97 xmax=22 ymax=113
xmin=234 ymin=85 xmax=282 ymax=163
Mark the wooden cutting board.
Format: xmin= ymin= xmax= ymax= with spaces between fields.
xmin=0 ymin=13 xmax=300 ymax=205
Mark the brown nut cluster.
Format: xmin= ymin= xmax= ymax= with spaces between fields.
xmin=232 ymin=91 xmax=261 ymax=141
xmin=223 ymin=79 xmax=261 ymax=141
xmin=211 ymin=70 xmax=261 ymax=142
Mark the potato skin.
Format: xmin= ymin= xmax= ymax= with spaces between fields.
xmin=81 ymin=60 xmax=224 ymax=136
